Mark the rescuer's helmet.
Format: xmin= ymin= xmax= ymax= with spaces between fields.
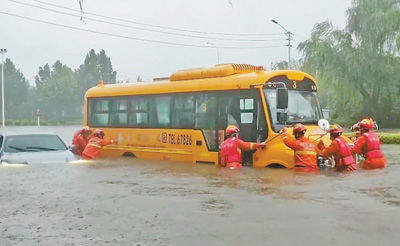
xmin=359 ymin=118 xmax=374 ymax=130
xmin=225 ymin=125 xmax=239 ymax=136
xmin=94 ymin=129 xmax=105 ymax=138
xmin=329 ymin=124 xmax=343 ymax=134
xmin=293 ymin=123 xmax=307 ymax=135
xmin=350 ymin=123 xmax=360 ymax=132
xmin=83 ymin=126 xmax=92 ymax=134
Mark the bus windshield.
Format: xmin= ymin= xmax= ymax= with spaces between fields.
xmin=264 ymin=89 xmax=322 ymax=130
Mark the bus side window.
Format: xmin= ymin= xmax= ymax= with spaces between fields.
xmin=172 ymin=94 xmax=195 ymax=128
xmin=110 ymin=98 xmax=128 ymax=126
xmin=129 ymin=97 xmax=149 ymax=127
xmin=195 ymin=94 xmax=218 ymax=150
xmin=195 ymin=94 xmax=217 ymax=129
xmin=154 ymin=95 xmax=171 ymax=127
xmin=89 ymin=98 xmax=110 ymax=127
xmin=227 ymin=96 xmax=240 ymax=126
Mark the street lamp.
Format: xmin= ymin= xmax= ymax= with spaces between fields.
xmin=0 ymin=49 xmax=7 ymax=127
xmin=271 ymin=19 xmax=293 ymax=69
xmin=206 ymin=42 xmax=220 ymax=64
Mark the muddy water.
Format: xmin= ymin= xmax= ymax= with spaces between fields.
xmin=0 ymin=126 xmax=399 ymax=246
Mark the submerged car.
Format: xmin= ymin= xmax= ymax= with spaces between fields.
xmin=0 ymin=132 xmax=77 ymax=165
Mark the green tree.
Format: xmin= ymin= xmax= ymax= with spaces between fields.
xmin=298 ymin=0 xmax=400 ymax=127
xmin=0 ymin=58 xmax=30 ymax=120
xmin=35 ymin=61 xmax=79 ymax=119
xmin=76 ymin=49 xmax=117 ymax=104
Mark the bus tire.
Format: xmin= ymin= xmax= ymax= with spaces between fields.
xmin=122 ymin=152 xmax=136 ymax=158
xmin=267 ymin=163 xmax=286 ymax=168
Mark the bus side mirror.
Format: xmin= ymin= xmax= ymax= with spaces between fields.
xmin=277 ymin=88 xmax=288 ymax=109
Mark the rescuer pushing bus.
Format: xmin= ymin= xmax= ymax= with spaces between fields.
xmin=220 ymin=125 xmax=266 ymax=169
xmin=350 ymin=118 xmax=386 ymax=169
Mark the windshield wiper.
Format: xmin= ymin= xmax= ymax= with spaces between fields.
xmin=7 ymin=145 xmax=27 ymax=152
xmin=26 ymin=146 xmax=59 ymax=151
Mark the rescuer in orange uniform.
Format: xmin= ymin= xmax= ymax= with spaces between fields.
xmin=350 ymin=118 xmax=386 ymax=169
xmin=282 ymin=123 xmax=318 ymax=171
xmin=82 ymin=129 xmax=117 ymax=160
xmin=72 ymin=126 xmax=92 ymax=156
xmin=318 ymin=125 xmax=357 ymax=172
xmin=220 ymin=125 xmax=265 ymax=169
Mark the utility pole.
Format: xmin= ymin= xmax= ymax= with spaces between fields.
xmin=206 ymin=42 xmax=220 ymax=64
xmin=35 ymin=109 xmax=41 ymax=127
xmin=0 ymin=49 xmax=7 ymax=127
xmin=271 ymin=19 xmax=293 ymax=69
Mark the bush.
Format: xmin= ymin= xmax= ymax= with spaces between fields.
xmin=345 ymin=132 xmax=400 ymax=144
xmin=379 ymin=133 xmax=400 ymax=144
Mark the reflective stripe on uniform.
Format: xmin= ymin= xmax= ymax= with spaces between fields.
xmin=295 ymin=151 xmax=317 ymax=156
xmin=250 ymin=143 xmax=254 ymax=150
xmin=86 ymin=143 xmax=102 ymax=148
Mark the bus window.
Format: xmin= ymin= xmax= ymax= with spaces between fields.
xmin=226 ymin=96 xmax=240 ymax=126
xmin=195 ymin=94 xmax=217 ymax=129
xmin=110 ymin=98 xmax=128 ymax=126
xmin=172 ymin=94 xmax=195 ymax=128
xmin=196 ymin=94 xmax=218 ymax=150
xmin=239 ymin=98 xmax=254 ymax=124
xmin=89 ymin=98 xmax=110 ymax=126
xmin=154 ymin=96 xmax=171 ymax=127
xmin=129 ymin=97 xmax=149 ymax=127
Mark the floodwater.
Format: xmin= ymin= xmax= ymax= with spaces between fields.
xmin=0 ymin=126 xmax=399 ymax=246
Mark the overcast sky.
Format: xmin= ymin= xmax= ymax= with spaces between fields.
xmin=1 ymin=0 xmax=352 ymax=84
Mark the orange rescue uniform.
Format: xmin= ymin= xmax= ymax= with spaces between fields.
xmin=351 ymin=132 xmax=386 ymax=169
xmin=72 ymin=130 xmax=89 ymax=156
xmin=220 ymin=137 xmax=263 ymax=169
xmin=319 ymin=136 xmax=357 ymax=172
xmin=282 ymin=134 xmax=318 ymax=171
xmin=82 ymin=137 xmax=113 ymax=160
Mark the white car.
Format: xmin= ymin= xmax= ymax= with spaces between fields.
xmin=0 ymin=132 xmax=78 ymax=165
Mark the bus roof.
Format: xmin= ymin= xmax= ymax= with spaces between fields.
xmin=85 ymin=64 xmax=317 ymax=98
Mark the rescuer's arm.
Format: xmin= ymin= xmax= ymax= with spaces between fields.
xmin=350 ymin=135 xmax=366 ymax=155
xmin=99 ymin=138 xmax=117 ymax=146
xmin=315 ymin=143 xmax=323 ymax=156
xmin=237 ymin=139 xmax=265 ymax=151
xmin=317 ymin=140 xmax=326 ymax=155
xmin=282 ymin=133 xmax=299 ymax=150
xmin=320 ymin=141 xmax=338 ymax=157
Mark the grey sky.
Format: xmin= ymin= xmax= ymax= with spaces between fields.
xmin=1 ymin=0 xmax=351 ymax=84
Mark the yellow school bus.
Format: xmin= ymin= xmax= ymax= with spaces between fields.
xmin=84 ymin=64 xmax=330 ymax=168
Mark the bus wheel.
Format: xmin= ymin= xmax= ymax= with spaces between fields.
xmin=122 ymin=152 xmax=136 ymax=158
xmin=267 ymin=163 xmax=285 ymax=168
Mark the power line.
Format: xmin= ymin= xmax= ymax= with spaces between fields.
xmin=8 ymin=0 xmax=286 ymax=42
xmin=0 ymin=11 xmax=287 ymax=49
xmin=28 ymin=0 xmax=284 ymax=37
